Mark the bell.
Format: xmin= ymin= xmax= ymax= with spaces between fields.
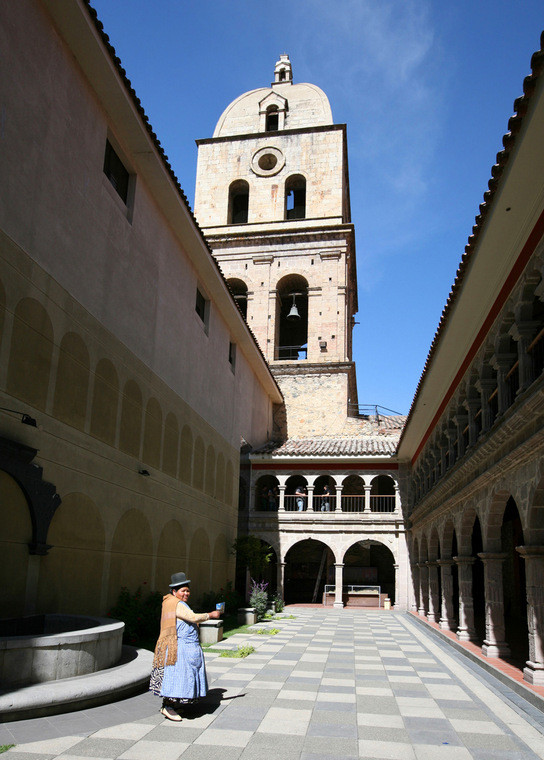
xmin=286 ymin=294 xmax=300 ymax=321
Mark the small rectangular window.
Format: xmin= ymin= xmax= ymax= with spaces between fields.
xmin=195 ymin=288 xmax=207 ymax=322
xmin=229 ymin=342 xmax=236 ymax=371
xmin=103 ymin=139 xmax=129 ymax=203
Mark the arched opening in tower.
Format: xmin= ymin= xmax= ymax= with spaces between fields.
xmin=285 ymin=174 xmax=306 ymax=220
xmin=276 ymin=274 xmax=308 ymax=360
xmin=227 ymin=278 xmax=248 ymax=319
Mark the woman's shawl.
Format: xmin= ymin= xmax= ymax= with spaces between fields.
xmin=152 ymin=594 xmax=179 ymax=668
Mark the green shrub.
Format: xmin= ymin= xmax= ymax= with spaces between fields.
xmin=220 ymin=644 xmax=255 ymax=658
xmin=249 ymin=578 xmax=269 ymax=621
xmin=108 ymin=585 xmax=162 ymax=649
xmin=273 ymin=591 xmax=285 ymax=613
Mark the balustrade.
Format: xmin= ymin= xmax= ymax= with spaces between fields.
xmin=254 ymin=493 xmax=395 ymax=513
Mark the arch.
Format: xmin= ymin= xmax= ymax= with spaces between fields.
xmin=53 ymin=332 xmax=90 ymax=430
xmin=205 ymin=444 xmax=215 ymax=497
xmin=471 ymin=515 xmax=485 ymax=641
xmin=215 ymin=452 xmax=225 ymax=501
xmin=38 ymin=493 xmax=105 ymax=615
xmin=142 ymin=397 xmax=162 ymax=469
xmin=162 ymin=412 xmax=179 ymax=478
xmin=441 ymin=518 xmax=456 ymax=559
xmin=228 ymin=179 xmax=249 ymax=224
xmin=501 ymin=496 xmax=528 ymax=661
xmin=265 ymin=104 xmax=279 ymax=132
xmin=428 ymin=526 xmax=440 ymax=562
xmin=227 ymin=278 xmax=248 ymax=319
xmin=255 ymin=474 xmax=279 ymax=511
xmin=179 ymin=424 xmax=193 ymax=485
xmin=370 ymin=474 xmax=395 ymax=512
xmin=187 ymin=528 xmax=211 ymax=599
xmin=486 ymin=490 xmax=518 ymax=551
xmin=343 ymin=539 xmax=396 ymax=605
xmin=193 ymin=436 xmax=205 ymax=491
xmin=156 ymin=519 xmax=186 ymax=591
xmin=119 ymin=379 xmax=143 ymax=458
xmin=284 ymin=538 xmax=334 ymax=604
xmin=285 ymin=474 xmax=308 ymax=512
xmin=275 ymin=274 xmax=308 ymax=361
xmin=0 ymin=471 xmax=32 ymax=617
xmin=342 ymin=474 xmax=365 ymax=513
xmin=285 ymin=174 xmax=306 ymax=220
xmin=313 ymin=474 xmax=337 ymax=512
xmin=0 ymin=277 xmax=5 ymax=352
xmin=211 ymin=533 xmax=230 ymax=590
xmin=225 ymin=459 xmax=234 ymax=505
xmin=90 ymin=358 xmax=119 ymax=446
xmin=7 ymin=297 xmax=54 ymax=410
xmin=108 ymin=508 xmax=153 ymax=607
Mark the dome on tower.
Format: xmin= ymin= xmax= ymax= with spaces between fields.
xmin=213 ymin=55 xmax=333 ymax=138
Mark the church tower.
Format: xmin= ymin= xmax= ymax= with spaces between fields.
xmin=195 ymin=55 xmax=357 ymax=437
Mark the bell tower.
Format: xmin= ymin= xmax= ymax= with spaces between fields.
xmin=194 ymin=56 xmax=358 ymax=437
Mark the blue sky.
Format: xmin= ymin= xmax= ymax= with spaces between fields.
xmin=91 ymin=1 xmax=543 ymax=414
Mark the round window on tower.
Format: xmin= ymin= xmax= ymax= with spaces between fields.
xmin=251 ymin=146 xmax=285 ymax=177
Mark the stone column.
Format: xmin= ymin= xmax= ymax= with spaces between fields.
xmin=249 ymin=484 xmax=257 ymax=513
xmin=278 ymin=485 xmax=286 ymax=512
xmin=364 ymin=485 xmax=371 ymax=512
xmin=394 ymin=484 xmax=401 ymax=513
xmin=454 ymin=412 xmax=468 ymax=459
xmin=437 ymin=559 xmax=456 ymax=630
xmin=335 ymin=485 xmax=342 ymax=512
xmin=517 ymin=546 xmax=544 ymax=684
xmin=417 ymin=562 xmax=428 ymax=616
xmin=478 ymin=378 xmax=496 ymax=433
xmin=411 ymin=563 xmax=420 ymax=613
xmin=307 ymin=486 xmax=314 ymax=512
xmin=277 ymin=561 xmax=286 ymax=599
xmin=426 ymin=561 xmax=440 ymax=623
xmin=334 ymin=563 xmax=344 ymax=608
xmin=492 ymin=355 xmax=515 ymax=414
xmin=478 ymin=552 xmax=511 ymax=657
xmin=454 ymin=556 xmax=478 ymax=641
xmin=510 ymin=323 xmax=537 ymax=393
xmin=393 ymin=563 xmax=399 ymax=608
xmin=465 ymin=397 xmax=480 ymax=447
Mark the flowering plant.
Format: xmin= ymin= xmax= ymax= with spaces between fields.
xmin=249 ymin=578 xmax=269 ymax=621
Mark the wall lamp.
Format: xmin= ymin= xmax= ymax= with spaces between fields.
xmin=0 ymin=406 xmax=37 ymax=427
xmin=138 ymin=468 xmax=150 ymax=477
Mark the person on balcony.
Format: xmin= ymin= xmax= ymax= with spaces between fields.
xmin=295 ymin=485 xmax=306 ymax=511
xmin=321 ymin=484 xmax=332 ymax=512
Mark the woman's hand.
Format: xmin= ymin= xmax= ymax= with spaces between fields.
xmin=208 ymin=609 xmax=221 ymax=619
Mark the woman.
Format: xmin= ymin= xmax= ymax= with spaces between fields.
xmin=150 ymin=571 xmax=220 ymax=722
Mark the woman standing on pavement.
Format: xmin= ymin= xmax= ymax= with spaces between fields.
xmin=149 ymin=572 xmax=221 ymax=722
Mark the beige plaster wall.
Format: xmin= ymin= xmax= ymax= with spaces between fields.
xmin=0 ymin=0 xmax=274 ymax=452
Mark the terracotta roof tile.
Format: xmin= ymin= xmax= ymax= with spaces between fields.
xmin=252 ymin=435 xmax=400 ymax=457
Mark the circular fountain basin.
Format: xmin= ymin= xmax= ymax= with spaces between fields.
xmin=0 ymin=614 xmax=124 ymax=687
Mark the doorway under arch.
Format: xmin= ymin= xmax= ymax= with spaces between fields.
xmin=284 ymin=539 xmax=334 ymax=604
xmin=343 ymin=540 xmax=396 ymax=605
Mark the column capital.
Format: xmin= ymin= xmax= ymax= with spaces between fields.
xmin=425 ymin=560 xmax=438 ymax=567
xmin=477 ymin=552 xmax=507 ymax=562
xmin=453 ymin=555 xmax=475 ymax=565
xmin=436 ymin=559 xmax=455 ymax=567
xmin=334 ymin=562 xmax=344 ymax=568
xmin=516 ymin=545 xmax=544 ymax=558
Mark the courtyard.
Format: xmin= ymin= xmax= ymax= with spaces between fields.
xmin=2 ymin=608 xmax=544 ymax=759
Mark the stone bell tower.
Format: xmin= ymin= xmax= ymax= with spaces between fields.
xmin=194 ymin=55 xmax=358 ymax=437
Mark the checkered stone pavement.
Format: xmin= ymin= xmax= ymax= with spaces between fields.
xmin=3 ymin=609 xmax=544 ymax=759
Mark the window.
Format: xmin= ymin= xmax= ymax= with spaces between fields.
xmin=228 ymin=180 xmax=249 ymax=224
xmin=285 ymin=175 xmax=306 ymax=220
xmin=266 ymin=106 xmax=279 ymax=132
xmin=103 ymin=139 xmax=129 ymax=203
xmin=195 ymin=287 xmax=209 ymax=332
xmin=229 ymin=342 xmax=236 ymax=371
